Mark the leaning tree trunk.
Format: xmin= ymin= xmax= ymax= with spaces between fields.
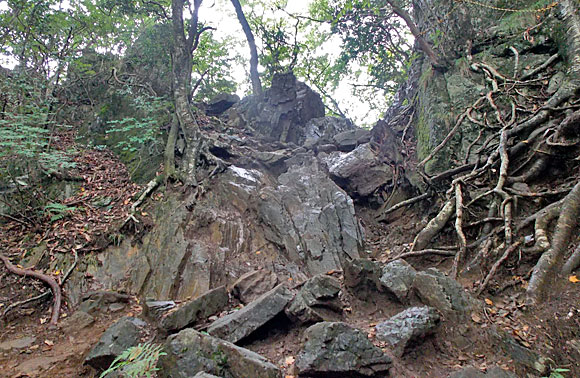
xmin=230 ymin=0 xmax=262 ymax=95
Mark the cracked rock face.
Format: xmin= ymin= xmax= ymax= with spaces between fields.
xmin=296 ymin=322 xmax=391 ymax=377
xmin=285 ymin=274 xmax=343 ymax=324
xmin=379 ymin=259 xmax=417 ymax=303
xmin=413 ymin=268 xmax=476 ymax=317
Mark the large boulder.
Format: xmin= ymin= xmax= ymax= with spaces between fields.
xmin=296 ymin=322 xmax=391 ymax=377
xmin=323 ymin=143 xmax=393 ymax=198
xmin=303 ymin=117 xmax=354 ymax=148
xmin=343 ymin=258 xmax=383 ymax=299
xmin=206 ymin=93 xmax=240 ymax=116
xmin=84 ymin=317 xmax=147 ymax=370
xmin=285 ymin=274 xmax=342 ymax=324
xmin=158 ymin=328 xmax=281 ymax=378
xmin=375 ymin=306 xmax=440 ymax=357
xmin=160 ymin=286 xmax=229 ymax=333
xmin=226 ymin=72 xmax=324 ymax=144
xmin=207 ymin=284 xmax=294 ymax=344
xmin=332 ymin=129 xmax=371 ymax=152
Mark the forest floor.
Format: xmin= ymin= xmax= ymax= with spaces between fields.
xmin=0 ymin=134 xmax=579 ymax=377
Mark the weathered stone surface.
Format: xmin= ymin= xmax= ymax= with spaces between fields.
xmin=226 ymin=72 xmax=324 ymax=145
xmin=142 ymin=300 xmax=176 ymax=321
xmin=206 ymin=93 xmax=240 ymax=116
xmin=0 ymin=336 xmax=36 ymax=352
xmin=490 ymin=327 xmax=550 ymax=374
xmin=379 ymin=259 xmax=417 ymax=302
xmin=78 ymin=291 xmax=131 ymax=315
xmin=158 ymin=328 xmax=281 ymax=378
xmin=413 ymin=268 xmax=476 ymax=317
xmin=323 ymin=143 xmax=393 ymax=198
xmin=194 ymin=373 xmax=222 ymax=378
xmin=231 ymin=270 xmax=278 ymax=304
xmin=258 ymin=160 xmax=363 ymax=275
xmin=375 ymin=306 xmax=440 ymax=357
xmin=296 ymin=322 xmax=391 ymax=377
xmin=332 ymin=129 xmax=371 ymax=152
xmin=208 ymin=284 xmax=293 ymax=344
xmin=285 ymin=274 xmax=342 ymax=324
xmin=85 ymin=317 xmax=147 ymax=370
xmin=161 ymin=286 xmax=229 ymax=333
xmin=448 ymin=366 xmax=516 ymax=378
xmin=59 ymin=311 xmax=95 ymax=333
xmin=343 ymin=258 xmax=383 ymax=299
xmin=303 ymin=117 xmax=353 ymax=148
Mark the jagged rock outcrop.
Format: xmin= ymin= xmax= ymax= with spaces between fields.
xmin=231 ymin=270 xmax=279 ymax=304
xmin=285 ymin=274 xmax=343 ymax=324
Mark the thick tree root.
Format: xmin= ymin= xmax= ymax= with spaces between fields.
xmin=376 ymin=192 xmax=432 ymax=220
xmin=411 ymin=199 xmax=455 ymax=251
xmin=562 ymin=242 xmax=580 ymax=275
xmin=527 ymin=181 xmax=580 ymax=305
xmin=478 ymin=239 xmax=523 ymax=295
xmin=0 ymin=253 xmax=62 ymax=325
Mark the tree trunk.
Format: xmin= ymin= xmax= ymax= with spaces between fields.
xmin=230 ymin=0 xmax=263 ymax=95
xmin=386 ymin=0 xmax=440 ymax=67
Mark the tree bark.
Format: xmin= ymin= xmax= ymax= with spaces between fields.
xmin=230 ymin=0 xmax=263 ymax=95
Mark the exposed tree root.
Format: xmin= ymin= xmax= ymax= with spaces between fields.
xmin=478 ymin=239 xmax=523 ymax=295
xmin=451 ymin=182 xmax=467 ymax=278
xmin=563 ymin=242 xmax=580 ymax=275
xmin=527 ymin=181 xmax=580 ymax=304
xmin=0 ymin=253 xmax=62 ymax=325
xmin=392 ymin=249 xmax=456 ymax=261
xmin=376 ymin=192 xmax=432 ymax=221
xmin=411 ymin=199 xmax=455 ymax=251
xmin=2 ymin=250 xmax=77 ymax=320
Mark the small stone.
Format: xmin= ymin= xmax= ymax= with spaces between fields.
xmin=0 ymin=336 xmax=36 ymax=352
xmin=413 ymin=268 xmax=476 ymax=317
xmin=142 ymin=300 xmax=176 ymax=321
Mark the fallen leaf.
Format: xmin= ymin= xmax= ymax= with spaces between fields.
xmin=285 ymin=356 xmax=295 ymax=366
xmin=44 ymin=340 xmax=54 ymax=346
xmin=485 ymin=298 xmax=494 ymax=306
xmin=471 ymin=313 xmax=482 ymax=323
xmin=569 ymin=275 xmax=579 ymax=283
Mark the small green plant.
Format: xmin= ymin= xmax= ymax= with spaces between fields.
xmin=43 ymin=203 xmax=78 ymax=222
xmin=543 ymin=368 xmax=570 ymax=378
xmin=100 ymin=342 xmax=166 ymax=378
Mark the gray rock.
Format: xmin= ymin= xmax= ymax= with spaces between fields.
xmin=142 ymin=300 xmax=176 ymax=321
xmin=303 ymin=117 xmax=353 ymax=148
xmin=158 ymin=328 xmax=281 ymax=378
xmin=208 ymin=284 xmax=293 ymax=344
xmin=413 ymin=268 xmax=476 ymax=317
xmin=60 ymin=311 xmax=95 ymax=333
xmin=375 ymin=306 xmax=440 ymax=357
xmin=206 ymin=93 xmax=240 ymax=116
xmin=79 ymin=291 xmax=131 ymax=315
xmin=227 ymin=72 xmax=324 ymax=145
xmin=194 ymin=373 xmax=222 ymax=378
xmin=285 ymin=274 xmax=342 ymax=324
xmin=448 ymin=366 xmax=485 ymax=378
xmin=231 ymin=270 xmax=278 ymax=304
xmin=296 ymin=322 xmax=391 ymax=377
xmin=0 ymin=336 xmax=36 ymax=352
xmin=258 ymin=160 xmax=363 ymax=275
xmin=343 ymin=258 xmax=383 ymax=299
xmin=84 ymin=316 xmax=147 ymax=370
xmin=108 ymin=303 xmax=126 ymax=312
xmin=379 ymin=259 xmax=417 ymax=302
xmin=448 ymin=366 xmax=516 ymax=378
xmin=324 ymin=143 xmax=394 ymax=197
xmin=161 ymin=286 xmax=229 ymax=333
xmin=332 ymin=129 xmax=371 ymax=152
xmin=490 ymin=327 xmax=551 ymax=374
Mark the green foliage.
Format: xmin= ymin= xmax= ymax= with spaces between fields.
xmin=100 ymin=342 xmax=166 ymax=378
xmin=542 ymin=368 xmax=570 ymax=378
xmin=44 ymin=203 xmax=78 ymax=222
